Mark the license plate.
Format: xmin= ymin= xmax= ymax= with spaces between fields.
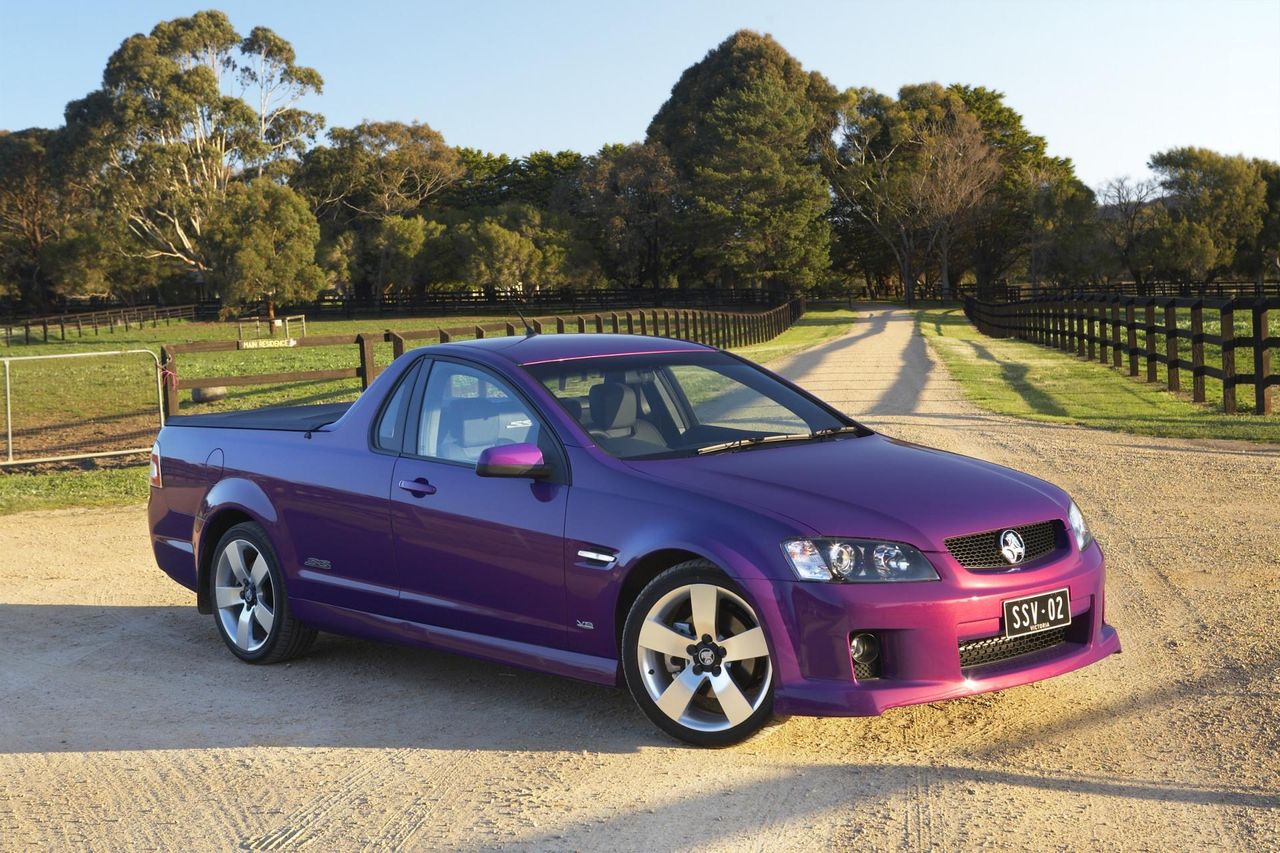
xmin=1003 ymin=588 xmax=1071 ymax=638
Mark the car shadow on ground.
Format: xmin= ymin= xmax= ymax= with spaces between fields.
xmin=0 ymin=604 xmax=647 ymax=755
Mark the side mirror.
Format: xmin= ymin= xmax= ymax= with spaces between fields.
xmin=475 ymin=443 xmax=551 ymax=479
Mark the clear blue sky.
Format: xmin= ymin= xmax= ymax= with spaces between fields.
xmin=2 ymin=0 xmax=1277 ymax=188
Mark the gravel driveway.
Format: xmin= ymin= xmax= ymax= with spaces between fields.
xmin=2 ymin=305 xmax=1276 ymax=851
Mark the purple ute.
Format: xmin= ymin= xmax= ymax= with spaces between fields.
xmin=148 ymin=333 xmax=1120 ymax=746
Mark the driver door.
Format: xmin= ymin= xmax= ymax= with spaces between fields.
xmin=390 ymin=358 xmax=570 ymax=649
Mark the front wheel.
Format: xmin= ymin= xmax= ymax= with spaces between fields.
xmin=211 ymin=522 xmax=316 ymax=664
xmin=621 ymin=561 xmax=775 ymax=747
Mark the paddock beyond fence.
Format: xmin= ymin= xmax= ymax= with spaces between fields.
xmin=0 ymin=349 xmax=166 ymax=466
xmin=964 ymin=295 xmax=1278 ymax=415
xmin=160 ymin=300 xmax=805 ymax=417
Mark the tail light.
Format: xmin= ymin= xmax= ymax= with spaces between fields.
xmin=149 ymin=442 xmax=163 ymax=488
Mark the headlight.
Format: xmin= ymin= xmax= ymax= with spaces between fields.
xmin=782 ymin=539 xmax=939 ymax=582
xmin=1067 ymin=500 xmax=1094 ymax=551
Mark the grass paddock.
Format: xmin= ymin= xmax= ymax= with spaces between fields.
xmin=918 ymin=307 xmax=1280 ymax=444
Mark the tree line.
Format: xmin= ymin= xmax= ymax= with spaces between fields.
xmin=1 ymin=12 xmax=1277 ymax=315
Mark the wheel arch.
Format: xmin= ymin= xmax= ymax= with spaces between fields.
xmin=194 ymin=476 xmax=284 ymax=614
xmin=614 ymin=548 xmax=720 ymax=651
xmin=195 ymin=507 xmax=258 ymax=614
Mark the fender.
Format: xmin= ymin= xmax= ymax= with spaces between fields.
xmin=194 ymin=477 xmax=287 ymax=613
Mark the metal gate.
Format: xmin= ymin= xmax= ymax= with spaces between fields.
xmin=1 ymin=349 xmax=165 ymax=466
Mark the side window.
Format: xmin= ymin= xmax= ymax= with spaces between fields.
xmin=415 ymin=362 xmax=544 ymax=465
xmin=373 ymin=361 xmax=420 ymax=452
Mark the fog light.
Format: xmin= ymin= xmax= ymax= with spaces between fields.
xmin=850 ymin=632 xmax=880 ymax=665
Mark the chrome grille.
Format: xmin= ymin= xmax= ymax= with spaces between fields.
xmin=958 ymin=627 xmax=1068 ymax=668
xmin=944 ymin=520 xmax=1062 ymax=569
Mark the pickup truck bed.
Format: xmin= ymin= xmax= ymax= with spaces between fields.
xmin=165 ymin=402 xmax=351 ymax=432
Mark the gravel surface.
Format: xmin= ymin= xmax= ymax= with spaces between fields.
xmin=1 ymin=305 xmax=1277 ymax=851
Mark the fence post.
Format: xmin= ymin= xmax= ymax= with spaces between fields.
xmin=1085 ymin=302 xmax=1095 ymax=361
xmin=1110 ymin=300 xmax=1122 ymax=368
xmin=555 ymin=317 xmax=565 ymax=335
xmin=1254 ymin=301 xmax=1273 ymax=415
xmin=1145 ymin=300 xmax=1158 ymax=382
xmin=1221 ymin=303 xmax=1236 ymax=414
xmin=439 ymin=329 xmax=451 ymax=343
xmin=1126 ymin=299 xmax=1138 ymax=376
xmin=664 ymin=310 xmax=672 ymax=337
xmin=576 ymin=316 xmax=586 ymax=334
xmin=611 ymin=312 xmax=620 ymax=334
xmin=595 ymin=314 xmax=604 ymax=333
xmin=388 ymin=331 xmax=406 ymax=360
xmin=160 ymin=345 xmax=179 ymax=417
xmin=505 ymin=323 xmax=517 ymax=336
xmin=356 ymin=333 xmax=379 ymax=389
xmin=1070 ymin=298 xmax=1080 ymax=356
xmin=1164 ymin=301 xmax=1180 ymax=393
xmin=1097 ymin=300 xmax=1109 ymax=363
xmin=1190 ymin=301 xmax=1205 ymax=402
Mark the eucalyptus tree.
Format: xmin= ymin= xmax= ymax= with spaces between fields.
xmin=203 ymin=179 xmax=325 ymax=316
xmin=571 ymin=142 xmax=682 ymax=288
xmin=59 ymin=11 xmax=324 ymax=276
xmin=829 ymin=84 xmax=1001 ymax=302
xmin=1095 ymin=176 xmax=1165 ymax=292
xmin=1149 ymin=147 xmax=1267 ymax=285
xmin=294 ymin=120 xmax=463 ymax=298
xmin=0 ymin=129 xmax=67 ymax=307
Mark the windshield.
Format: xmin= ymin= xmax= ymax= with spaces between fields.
xmin=525 ymin=352 xmax=866 ymax=459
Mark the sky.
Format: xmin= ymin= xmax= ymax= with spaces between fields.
xmin=1 ymin=0 xmax=1277 ymax=188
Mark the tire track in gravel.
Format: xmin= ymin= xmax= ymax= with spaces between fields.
xmin=241 ymin=749 xmax=419 ymax=850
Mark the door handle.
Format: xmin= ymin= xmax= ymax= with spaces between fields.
xmin=397 ymin=478 xmax=437 ymax=496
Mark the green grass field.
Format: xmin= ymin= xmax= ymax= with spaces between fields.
xmin=0 ymin=308 xmax=855 ymax=514
xmin=919 ymin=307 xmax=1280 ymax=443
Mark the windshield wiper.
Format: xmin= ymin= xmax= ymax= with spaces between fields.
xmin=809 ymin=426 xmax=863 ymax=438
xmin=696 ymin=433 xmax=815 ymax=455
xmin=695 ymin=426 xmax=864 ymax=456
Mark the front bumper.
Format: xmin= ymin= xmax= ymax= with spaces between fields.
xmin=744 ymin=542 xmax=1121 ymax=717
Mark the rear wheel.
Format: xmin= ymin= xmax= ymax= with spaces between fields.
xmin=622 ymin=560 xmax=775 ymax=747
xmin=211 ymin=522 xmax=315 ymax=664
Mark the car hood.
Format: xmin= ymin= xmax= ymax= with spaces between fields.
xmin=625 ymin=433 xmax=1070 ymax=552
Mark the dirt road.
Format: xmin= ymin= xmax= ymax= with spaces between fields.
xmin=2 ymin=305 xmax=1277 ymax=851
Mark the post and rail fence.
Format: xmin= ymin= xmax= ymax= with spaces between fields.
xmin=2 ymin=304 xmax=198 ymax=346
xmin=964 ymin=295 xmax=1278 ymax=416
xmin=159 ymin=300 xmax=805 ymax=418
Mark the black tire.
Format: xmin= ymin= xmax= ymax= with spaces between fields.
xmin=210 ymin=522 xmax=316 ymax=664
xmin=621 ymin=560 xmax=776 ymax=747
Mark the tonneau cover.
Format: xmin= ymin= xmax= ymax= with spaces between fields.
xmin=166 ymin=402 xmax=351 ymax=432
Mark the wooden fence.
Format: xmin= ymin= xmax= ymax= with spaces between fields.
xmin=160 ymin=300 xmax=806 ymax=417
xmin=3 ymin=304 xmax=197 ymax=346
xmin=964 ymin=295 xmax=1278 ymax=415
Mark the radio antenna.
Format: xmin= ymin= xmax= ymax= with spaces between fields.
xmin=508 ymin=283 xmax=536 ymax=337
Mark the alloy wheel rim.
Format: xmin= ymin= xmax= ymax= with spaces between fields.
xmin=636 ymin=583 xmax=772 ymax=733
xmin=214 ymin=539 xmax=276 ymax=653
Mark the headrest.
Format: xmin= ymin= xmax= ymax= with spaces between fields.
xmin=589 ymin=382 xmax=637 ymax=432
xmin=561 ymin=397 xmax=584 ymax=423
xmin=443 ymin=398 xmax=499 ymax=446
